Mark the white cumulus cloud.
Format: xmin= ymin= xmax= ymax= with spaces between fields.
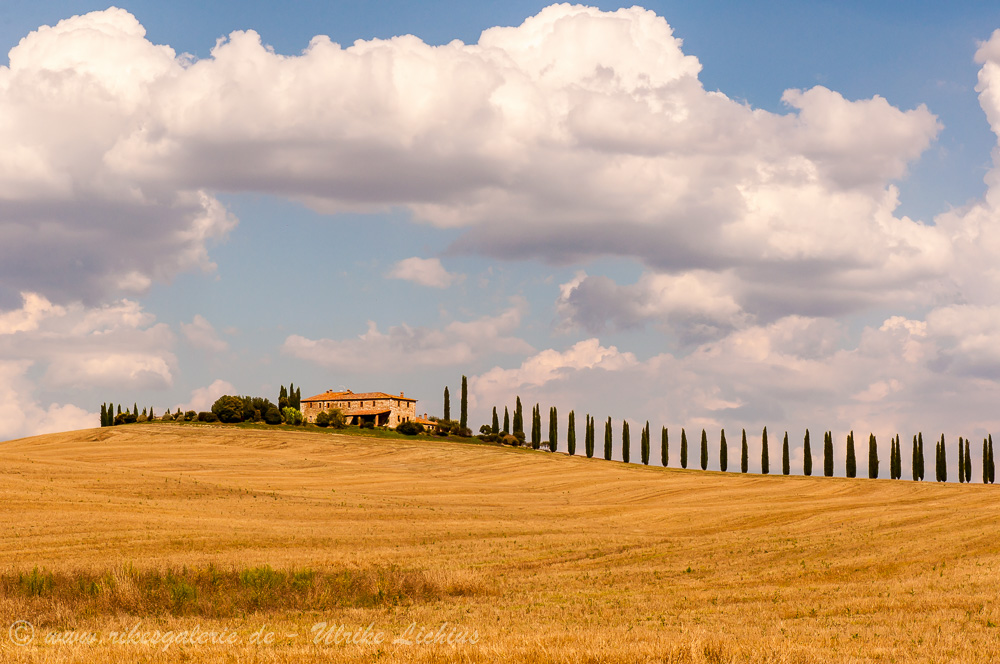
xmin=176 ymin=379 xmax=236 ymax=413
xmin=180 ymin=314 xmax=230 ymax=353
xmin=282 ymin=300 xmax=532 ymax=372
xmin=387 ymin=257 xmax=460 ymax=288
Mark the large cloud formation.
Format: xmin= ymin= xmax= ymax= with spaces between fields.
xmin=1 ymin=4 xmax=947 ymax=315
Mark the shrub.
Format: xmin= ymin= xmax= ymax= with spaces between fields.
xmin=197 ymin=411 xmax=219 ymax=423
xmin=327 ymin=409 xmax=346 ymax=429
xmin=160 ymin=412 xmax=173 ymax=422
xmin=263 ymin=405 xmax=282 ymax=425
xmin=315 ymin=411 xmax=330 ymax=428
xmin=360 ymin=420 xmax=374 ymax=429
xmin=184 ymin=411 xmax=197 ymax=422
xmin=500 ymin=434 xmax=519 ymax=446
xmin=434 ymin=419 xmax=458 ymax=435
xmin=211 ymin=395 xmax=245 ymax=423
xmin=281 ymin=407 xmax=303 ymax=426
xmin=396 ymin=421 xmax=425 ymax=436
xmin=113 ymin=411 xmax=137 ymax=425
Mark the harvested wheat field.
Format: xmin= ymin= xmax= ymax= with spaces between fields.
xmin=1 ymin=424 xmax=999 ymax=663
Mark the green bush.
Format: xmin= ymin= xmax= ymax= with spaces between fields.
xmin=396 ymin=421 xmax=425 ymax=436
xmin=327 ymin=409 xmax=346 ymax=429
xmin=282 ymin=407 xmax=303 ymax=426
xmin=184 ymin=411 xmax=197 ymax=422
xmin=197 ymin=411 xmax=219 ymax=423
xmin=315 ymin=411 xmax=330 ymax=427
xmin=114 ymin=411 xmax=137 ymax=425
xmin=263 ymin=405 xmax=282 ymax=425
xmin=211 ymin=395 xmax=245 ymax=423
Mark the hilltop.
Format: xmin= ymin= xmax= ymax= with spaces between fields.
xmin=1 ymin=424 xmax=998 ymax=663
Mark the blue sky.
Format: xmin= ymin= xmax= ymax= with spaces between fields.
xmin=4 ymin=1 xmax=1000 ymax=477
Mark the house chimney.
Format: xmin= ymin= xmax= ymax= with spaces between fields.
xmin=400 ymin=391 xmax=404 ymax=397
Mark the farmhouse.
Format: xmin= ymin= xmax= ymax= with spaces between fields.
xmin=301 ymin=389 xmax=417 ymax=428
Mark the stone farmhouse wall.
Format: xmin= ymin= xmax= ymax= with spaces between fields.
xmin=301 ymin=390 xmax=416 ymax=428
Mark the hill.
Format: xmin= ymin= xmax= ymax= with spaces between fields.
xmin=1 ymin=424 xmax=998 ymax=663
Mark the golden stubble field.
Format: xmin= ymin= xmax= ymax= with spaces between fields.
xmin=1 ymin=424 xmax=999 ymax=663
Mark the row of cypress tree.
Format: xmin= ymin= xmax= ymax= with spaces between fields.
xmin=489 ymin=397 xmax=997 ymax=483
xmin=100 ymin=402 xmax=153 ymax=426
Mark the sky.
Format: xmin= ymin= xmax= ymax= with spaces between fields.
xmin=3 ymin=1 xmax=1000 ymax=477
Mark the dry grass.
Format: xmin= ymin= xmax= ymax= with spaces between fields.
xmin=3 ymin=563 xmax=482 ymax=620
xmin=1 ymin=423 xmax=1000 ymax=662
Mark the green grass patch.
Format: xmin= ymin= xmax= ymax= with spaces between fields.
xmin=3 ymin=564 xmax=484 ymax=620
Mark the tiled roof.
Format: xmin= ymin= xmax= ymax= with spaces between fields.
xmin=415 ymin=417 xmax=437 ymax=426
xmin=302 ymin=390 xmax=416 ymax=403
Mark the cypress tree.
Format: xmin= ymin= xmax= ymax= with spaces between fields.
xmin=934 ymin=437 xmax=940 ymax=482
xmin=889 ymin=433 xmax=900 ymax=480
xmin=661 ymin=427 xmax=669 ymax=467
xmin=279 ymin=385 xmax=288 ymax=408
xmin=100 ymin=403 xmax=107 ymax=427
xmin=965 ymin=438 xmax=972 ymax=484
xmin=918 ymin=433 xmax=925 ymax=480
xmin=133 ymin=403 xmax=138 ymax=418
xmin=514 ymin=397 xmax=523 ymax=436
xmin=460 ymin=376 xmax=468 ymax=430
xmin=990 ymin=434 xmax=996 ymax=484
xmin=444 ymin=387 xmax=451 ymax=421
xmin=958 ymin=437 xmax=966 ymax=483
xmin=583 ymin=415 xmax=592 ymax=458
xmin=824 ymin=431 xmax=834 ymax=477
xmin=642 ymin=421 xmax=650 ymax=465
xmin=492 ymin=408 xmax=499 ymax=435
xmin=548 ymin=406 xmax=558 ymax=452
xmin=288 ymin=383 xmax=295 ymax=410
xmin=846 ymin=431 xmax=856 ymax=478
xmin=888 ymin=436 xmax=895 ymax=479
xmin=503 ymin=407 xmax=510 ymax=434
xmin=938 ymin=435 xmax=947 ymax=482
xmin=720 ymin=429 xmax=728 ymax=472
xmin=984 ymin=438 xmax=990 ymax=485
xmin=741 ymin=429 xmax=748 ymax=474
xmin=680 ymin=428 xmax=688 ymax=469
xmin=803 ymin=430 xmax=812 ymax=476
xmin=868 ymin=433 xmax=878 ymax=479
xmin=294 ymin=388 xmax=301 ymax=410
xmin=532 ymin=404 xmax=541 ymax=449
xmin=761 ymin=426 xmax=769 ymax=475
xmin=700 ymin=429 xmax=708 ymax=471
xmin=604 ymin=418 xmax=612 ymax=461
xmin=589 ymin=416 xmax=596 ymax=458
xmin=911 ymin=435 xmax=918 ymax=481
xmin=568 ymin=411 xmax=576 ymax=456
xmin=782 ymin=431 xmax=790 ymax=476
xmin=622 ymin=421 xmax=630 ymax=463
xmin=117 ymin=404 xmax=122 ymax=416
